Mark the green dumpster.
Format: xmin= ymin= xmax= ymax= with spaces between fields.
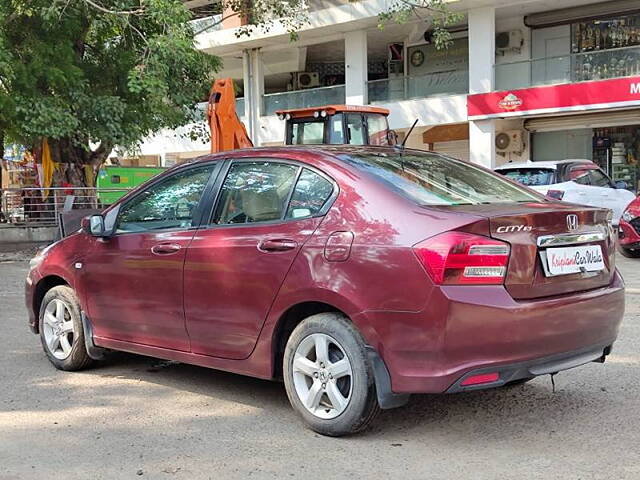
xmin=96 ymin=166 xmax=167 ymax=205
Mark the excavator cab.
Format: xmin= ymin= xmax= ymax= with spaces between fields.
xmin=208 ymin=78 xmax=396 ymax=153
xmin=275 ymin=105 xmax=396 ymax=146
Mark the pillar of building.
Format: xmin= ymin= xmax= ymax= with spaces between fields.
xmin=242 ymin=48 xmax=264 ymax=145
xmin=468 ymin=7 xmax=497 ymax=168
xmin=344 ymin=30 xmax=368 ymax=105
xmin=469 ymin=120 xmax=496 ymax=169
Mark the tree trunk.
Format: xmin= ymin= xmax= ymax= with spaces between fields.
xmin=48 ymin=137 xmax=112 ymax=188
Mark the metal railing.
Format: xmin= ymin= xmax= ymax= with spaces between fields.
xmin=262 ymin=85 xmax=345 ymax=116
xmin=367 ymin=70 xmax=469 ymax=104
xmin=495 ymin=44 xmax=640 ymax=91
xmin=190 ymin=14 xmax=223 ymax=34
xmin=1 ymin=187 xmax=131 ymax=227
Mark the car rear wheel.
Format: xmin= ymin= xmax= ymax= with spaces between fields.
xmin=39 ymin=286 xmax=93 ymax=371
xmin=618 ymin=245 xmax=640 ymax=258
xmin=283 ymin=313 xmax=380 ymax=436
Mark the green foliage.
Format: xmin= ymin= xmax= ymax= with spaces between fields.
xmin=378 ymin=0 xmax=463 ymax=49
xmin=0 ymin=0 xmax=220 ymax=160
xmin=228 ymin=0 xmax=309 ymax=41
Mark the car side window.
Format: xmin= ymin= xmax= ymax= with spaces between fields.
xmin=568 ymin=167 xmax=591 ymax=185
xmin=285 ymin=169 xmax=334 ymax=219
xmin=213 ymin=162 xmax=298 ymax=224
xmin=589 ymin=169 xmax=613 ymax=188
xmin=116 ymin=165 xmax=214 ymax=233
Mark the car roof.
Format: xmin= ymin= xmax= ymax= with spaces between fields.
xmin=186 ymin=145 xmax=427 ymax=167
xmin=495 ymin=159 xmax=595 ymax=170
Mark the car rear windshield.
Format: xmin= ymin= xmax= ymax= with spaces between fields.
xmin=340 ymin=151 xmax=541 ymax=206
xmin=497 ymin=167 xmax=556 ymax=186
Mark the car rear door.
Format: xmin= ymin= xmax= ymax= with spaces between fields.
xmin=183 ymin=159 xmax=337 ymax=360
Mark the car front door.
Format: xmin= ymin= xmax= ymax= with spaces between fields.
xmin=587 ymin=168 xmax=633 ymax=222
xmin=562 ymin=164 xmax=603 ymax=207
xmin=83 ymin=163 xmax=217 ymax=351
xmin=183 ymin=160 xmax=336 ymax=360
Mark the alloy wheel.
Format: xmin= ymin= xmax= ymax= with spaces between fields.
xmin=292 ymin=333 xmax=353 ymax=419
xmin=42 ymin=299 xmax=75 ymax=360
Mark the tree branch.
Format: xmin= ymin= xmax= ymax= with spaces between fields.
xmin=82 ymin=0 xmax=145 ymax=16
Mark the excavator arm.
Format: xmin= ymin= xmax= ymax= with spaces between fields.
xmin=207 ymin=78 xmax=253 ymax=152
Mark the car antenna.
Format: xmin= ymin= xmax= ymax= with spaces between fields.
xmin=400 ymin=118 xmax=418 ymax=149
xmin=395 ymin=118 xmax=418 ymax=171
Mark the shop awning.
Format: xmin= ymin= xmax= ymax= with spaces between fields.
xmin=525 ymin=109 xmax=640 ymax=132
xmin=525 ymin=0 xmax=640 ymax=29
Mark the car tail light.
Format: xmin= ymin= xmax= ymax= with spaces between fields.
xmin=413 ymin=232 xmax=510 ymax=285
xmin=460 ymin=372 xmax=499 ymax=386
xmin=546 ymin=189 xmax=565 ymax=200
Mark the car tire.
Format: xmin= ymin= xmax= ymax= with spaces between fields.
xmin=283 ymin=312 xmax=380 ymax=436
xmin=618 ymin=245 xmax=640 ymax=258
xmin=39 ymin=285 xmax=94 ymax=371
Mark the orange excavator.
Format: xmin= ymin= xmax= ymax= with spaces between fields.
xmin=207 ymin=78 xmax=396 ymax=153
xmin=207 ymin=78 xmax=254 ymax=151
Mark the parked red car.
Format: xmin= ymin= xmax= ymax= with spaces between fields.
xmin=26 ymin=146 xmax=624 ymax=436
xmin=618 ymin=196 xmax=640 ymax=258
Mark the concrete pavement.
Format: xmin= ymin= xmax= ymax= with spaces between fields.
xmin=1 ymin=256 xmax=639 ymax=479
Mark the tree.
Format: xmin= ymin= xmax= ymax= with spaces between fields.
xmin=0 ymin=0 xmax=220 ymax=186
xmin=379 ymin=0 xmax=463 ymax=49
xmin=193 ymin=0 xmax=462 ymax=47
xmin=0 ymin=0 xmax=458 ymax=188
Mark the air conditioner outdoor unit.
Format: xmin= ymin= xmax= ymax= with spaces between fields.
xmin=294 ymin=72 xmax=320 ymax=89
xmin=496 ymin=130 xmax=525 ymax=154
xmin=496 ymin=30 xmax=524 ymax=53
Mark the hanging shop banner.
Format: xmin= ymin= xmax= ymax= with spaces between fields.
xmin=468 ymin=75 xmax=640 ymax=120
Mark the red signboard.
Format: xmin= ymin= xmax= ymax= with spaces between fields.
xmin=468 ymin=76 xmax=640 ymax=119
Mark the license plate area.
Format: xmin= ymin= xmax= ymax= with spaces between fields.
xmin=540 ymin=245 xmax=605 ymax=277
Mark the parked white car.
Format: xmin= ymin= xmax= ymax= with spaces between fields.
xmin=494 ymin=160 xmax=636 ymax=226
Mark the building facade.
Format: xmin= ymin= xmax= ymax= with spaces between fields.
xmin=140 ymin=0 xmax=640 ymax=189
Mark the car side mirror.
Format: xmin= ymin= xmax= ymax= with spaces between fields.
xmin=87 ymin=215 xmax=106 ymax=237
xmin=614 ymin=180 xmax=629 ymax=190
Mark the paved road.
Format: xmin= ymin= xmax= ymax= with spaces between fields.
xmin=1 ymin=256 xmax=639 ymax=480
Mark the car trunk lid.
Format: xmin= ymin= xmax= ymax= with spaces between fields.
xmin=439 ymin=201 xmax=615 ymax=299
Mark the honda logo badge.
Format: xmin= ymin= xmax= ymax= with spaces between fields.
xmin=566 ymin=214 xmax=578 ymax=231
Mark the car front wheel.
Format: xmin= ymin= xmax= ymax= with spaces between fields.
xmin=39 ymin=285 xmax=93 ymax=371
xmin=283 ymin=313 xmax=380 ymax=436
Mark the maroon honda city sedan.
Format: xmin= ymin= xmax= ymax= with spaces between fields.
xmin=26 ymin=146 xmax=624 ymax=436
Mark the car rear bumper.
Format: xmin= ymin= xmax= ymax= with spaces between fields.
xmin=357 ymin=270 xmax=624 ymax=394
xmin=444 ymin=343 xmax=611 ymax=393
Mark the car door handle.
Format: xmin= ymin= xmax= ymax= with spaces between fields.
xmin=258 ymin=239 xmax=298 ymax=252
xmin=151 ymin=243 xmax=182 ymax=255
